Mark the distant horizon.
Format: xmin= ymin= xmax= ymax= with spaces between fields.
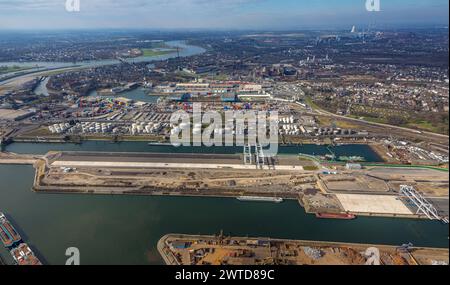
xmin=0 ymin=24 xmax=448 ymax=33
xmin=0 ymin=0 xmax=448 ymax=31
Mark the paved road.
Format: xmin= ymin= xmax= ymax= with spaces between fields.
xmin=0 ymin=66 xmax=80 ymax=86
xmin=430 ymin=198 xmax=450 ymax=217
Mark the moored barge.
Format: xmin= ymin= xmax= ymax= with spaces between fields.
xmin=0 ymin=212 xmax=22 ymax=248
xmin=316 ymin=213 xmax=357 ymax=220
xmin=10 ymin=243 xmax=42 ymax=266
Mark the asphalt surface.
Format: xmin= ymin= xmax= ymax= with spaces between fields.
xmin=430 ymin=198 xmax=450 ymax=217
xmin=58 ymin=151 xmax=244 ymax=165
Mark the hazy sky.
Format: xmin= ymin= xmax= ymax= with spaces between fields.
xmin=0 ymin=0 xmax=448 ymax=30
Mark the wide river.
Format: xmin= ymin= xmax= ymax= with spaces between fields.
xmin=0 ymin=41 xmax=205 ymax=70
xmin=0 ymin=142 xmax=448 ymax=265
xmin=0 ymin=40 xmax=205 ymax=85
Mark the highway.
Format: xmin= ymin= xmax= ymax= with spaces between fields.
xmin=0 ymin=66 xmax=81 ymax=87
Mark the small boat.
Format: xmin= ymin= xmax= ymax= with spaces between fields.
xmin=315 ymin=213 xmax=356 ymax=220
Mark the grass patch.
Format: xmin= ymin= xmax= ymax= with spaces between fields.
xmin=140 ymin=48 xmax=177 ymax=57
xmin=406 ymin=121 xmax=441 ymax=133
xmin=316 ymin=116 xmax=359 ymax=129
xmin=116 ymin=135 xmax=165 ymax=141
xmin=298 ymin=156 xmax=314 ymax=162
xmin=305 ymin=96 xmax=321 ymax=110
xmin=0 ymin=65 xmax=33 ymax=75
xmin=303 ymin=165 xmax=319 ymax=171
xmin=352 ymin=115 xmax=387 ymax=124
xmin=19 ymin=126 xmax=53 ymax=137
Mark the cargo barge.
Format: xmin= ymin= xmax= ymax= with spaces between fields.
xmin=237 ymin=196 xmax=283 ymax=203
xmin=0 ymin=212 xmax=22 ymax=248
xmin=315 ymin=213 xmax=357 ymax=220
xmin=1 ymin=212 xmax=42 ymax=265
xmin=338 ymin=156 xmax=366 ymax=162
xmin=10 ymin=243 xmax=42 ymax=266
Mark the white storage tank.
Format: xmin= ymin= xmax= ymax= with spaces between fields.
xmin=180 ymin=122 xmax=190 ymax=130
xmin=193 ymin=127 xmax=201 ymax=135
xmin=171 ymin=127 xmax=181 ymax=135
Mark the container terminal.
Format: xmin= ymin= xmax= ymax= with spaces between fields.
xmin=158 ymin=234 xmax=449 ymax=266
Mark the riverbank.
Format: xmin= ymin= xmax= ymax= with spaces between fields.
xmin=158 ymin=234 xmax=449 ymax=265
xmin=0 ymin=40 xmax=205 ymax=95
xmin=6 ymin=137 xmax=384 ymax=156
xmin=1 ymin=164 xmax=448 ymax=264
xmin=1 ymin=141 xmax=447 ymax=223
xmin=8 ymin=135 xmax=447 ymax=170
xmin=2 ymin=141 xmax=384 ymax=161
xmin=32 ymin=151 xmax=309 ymax=200
xmin=0 ymin=152 xmax=39 ymax=165
xmin=10 ymin=135 xmax=382 ymax=146
xmin=25 ymin=150 xmax=449 ymax=222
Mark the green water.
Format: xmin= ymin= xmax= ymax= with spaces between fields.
xmin=0 ymin=143 xmax=448 ymax=265
xmin=4 ymin=141 xmax=383 ymax=162
xmin=88 ymin=88 xmax=160 ymax=103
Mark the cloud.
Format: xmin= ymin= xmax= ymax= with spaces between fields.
xmin=0 ymin=0 xmax=448 ymax=30
xmin=0 ymin=0 xmax=61 ymax=10
xmin=0 ymin=0 xmax=263 ymax=11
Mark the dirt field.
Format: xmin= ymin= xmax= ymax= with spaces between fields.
xmin=367 ymin=167 xmax=449 ymax=197
xmin=31 ymin=151 xmax=322 ymax=198
xmin=320 ymin=173 xmax=390 ymax=194
xmin=41 ymin=167 xmax=316 ymax=195
xmin=159 ymin=234 xmax=449 ymax=265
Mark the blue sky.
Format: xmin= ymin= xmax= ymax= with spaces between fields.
xmin=0 ymin=0 xmax=448 ymax=30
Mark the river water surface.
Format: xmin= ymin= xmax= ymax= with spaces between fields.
xmin=0 ymin=142 xmax=448 ymax=265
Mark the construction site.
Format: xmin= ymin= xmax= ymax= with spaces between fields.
xmin=27 ymin=148 xmax=449 ymax=222
xmin=33 ymin=151 xmax=314 ymax=199
xmin=158 ymin=234 xmax=450 ymax=265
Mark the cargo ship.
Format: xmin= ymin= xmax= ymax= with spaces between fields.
xmin=0 ymin=212 xmax=22 ymax=248
xmin=315 ymin=213 xmax=356 ymax=220
xmin=10 ymin=243 xmax=42 ymax=266
xmin=237 ymin=196 xmax=283 ymax=203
